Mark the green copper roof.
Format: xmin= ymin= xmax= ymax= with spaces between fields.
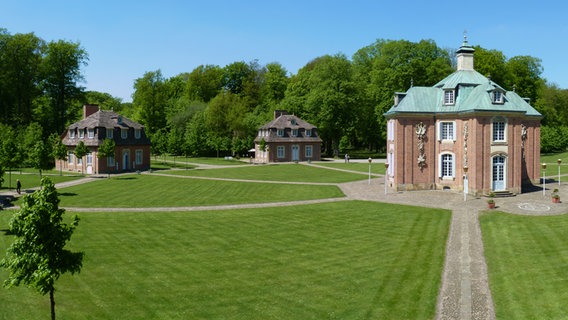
xmin=385 ymin=69 xmax=541 ymax=118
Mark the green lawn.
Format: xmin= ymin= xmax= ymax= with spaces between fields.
xmin=480 ymin=211 xmax=568 ymax=319
xmin=0 ymin=201 xmax=451 ymax=319
xmin=53 ymin=174 xmax=344 ymax=208
xmin=0 ymin=172 xmax=83 ymax=191
xmin=160 ymin=163 xmax=369 ymax=183
xmin=313 ymin=162 xmax=387 ymax=175
xmin=152 ymin=155 xmax=248 ymax=166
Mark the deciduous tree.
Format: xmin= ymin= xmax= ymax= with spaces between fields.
xmin=1 ymin=177 xmax=83 ymax=320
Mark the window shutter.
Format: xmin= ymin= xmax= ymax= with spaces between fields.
xmin=451 ymin=154 xmax=456 ymax=178
xmin=452 ymin=122 xmax=457 ymax=141
xmin=438 ymin=154 xmax=442 ymax=178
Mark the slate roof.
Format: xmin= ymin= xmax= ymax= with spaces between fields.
xmin=255 ymin=114 xmax=322 ymax=144
xmin=68 ymin=110 xmax=144 ymax=130
xmin=384 ymin=69 xmax=542 ymax=118
xmin=259 ymin=114 xmax=318 ymax=130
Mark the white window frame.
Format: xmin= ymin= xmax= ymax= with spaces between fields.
xmin=79 ymin=129 xmax=84 ymax=139
xmin=135 ymin=149 xmax=143 ymax=165
xmin=305 ymin=129 xmax=312 ymax=137
xmin=438 ymin=121 xmax=456 ymax=141
xmin=107 ymin=128 xmax=113 ymax=139
xmin=387 ymin=120 xmax=395 ymax=141
xmin=438 ymin=152 xmax=455 ymax=179
xmin=68 ymin=152 xmax=74 ymax=164
xmin=493 ymin=91 xmax=504 ymax=104
xmin=88 ymin=128 xmax=94 ymax=139
xmin=305 ymin=145 xmax=313 ymax=158
xmin=444 ymin=90 xmax=455 ymax=105
xmin=69 ymin=129 xmax=76 ymax=139
xmin=277 ymin=146 xmax=285 ymax=158
xmin=135 ymin=129 xmax=141 ymax=139
xmin=492 ymin=120 xmax=506 ymax=142
xmin=292 ymin=129 xmax=298 ymax=137
xmin=121 ymin=128 xmax=128 ymax=139
xmin=277 ymin=129 xmax=284 ymax=137
xmin=86 ymin=153 xmax=93 ymax=165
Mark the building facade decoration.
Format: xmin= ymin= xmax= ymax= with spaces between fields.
xmin=463 ymin=122 xmax=469 ymax=167
xmin=521 ymin=123 xmax=527 ymax=158
xmin=416 ymin=122 xmax=427 ymax=169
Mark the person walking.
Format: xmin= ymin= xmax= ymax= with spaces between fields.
xmin=16 ymin=179 xmax=21 ymax=194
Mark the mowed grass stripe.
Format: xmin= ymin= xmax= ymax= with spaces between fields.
xmin=0 ymin=201 xmax=450 ymax=319
xmin=480 ymin=212 xmax=568 ymax=319
xmin=159 ymin=163 xmax=368 ymax=183
xmin=56 ymin=174 xmax=344 ymax=208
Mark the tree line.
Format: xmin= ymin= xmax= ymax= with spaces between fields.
xmin=1 ymin=28 xmax=568 ymax=181
xmin=130 ymin=39 xmax=568 ymax=157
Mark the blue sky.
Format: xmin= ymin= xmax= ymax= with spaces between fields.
xmin=2 ymin=0 xmax=567 ymax=102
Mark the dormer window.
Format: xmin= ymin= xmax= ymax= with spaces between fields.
xmin=292 ymin=129 xmax=298 ymax=137
xmin=88 ymin=128 xmax=94 ymax=139
xmin=492 ymin=90 xmax=504 ymax=104
xmin=69 ymin=129 xmax=76 ymax=139
xmin=277 ymin=129 xmax=284 ymax=137
xmin=79 ymin=129 xmax=84 ymax=139
xmin=135 ymin=129 xmax=141 ymax=139
xmin=306 ymin=129 xmax=312 ymax=137
xmin=444 ymin=90 xmax=455 ymax=105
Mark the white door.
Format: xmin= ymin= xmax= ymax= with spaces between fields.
xmin=492 ymin=156 xmax=506 ymax=191
xmin=292 ymin=145 xmax=299 ymax=161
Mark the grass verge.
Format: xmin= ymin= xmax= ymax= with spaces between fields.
xmin=0 ymin=201 xmax=450 ymax=319
xmin=160 ymin=163 xmax=368 ymax=183
xmin=53 ymin=174 xmax=344 ymax=208
xmin=480 ymin=211 xmax=568 ymax=319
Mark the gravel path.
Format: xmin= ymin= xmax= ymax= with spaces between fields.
xmin=3 ymin=164 xmax=566 ymax=320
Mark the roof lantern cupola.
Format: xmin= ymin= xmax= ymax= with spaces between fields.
xmin=456 ymin=31 xmax=475 ymax=71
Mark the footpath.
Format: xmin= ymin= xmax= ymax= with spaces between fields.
xmin=2 ymin=163 xmax=566 ymax=320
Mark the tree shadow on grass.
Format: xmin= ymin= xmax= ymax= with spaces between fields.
xmin=114 ymin=177 xmax=138 ymax=180
xmin=58 ymin=192 xmax=78 ymax=197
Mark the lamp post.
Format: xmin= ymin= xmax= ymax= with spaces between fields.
xmin=558 ymin=159 xmax=562 ymax=186
xmin=542 ymin=163 xmax=547 ymax=197
xmin=463 ymin=166 xmax=468 ymax=202
xmin=384 ymin=162 xmax=389 ymax=195
xmin=368 ymin=157 xmax=372 ymax=185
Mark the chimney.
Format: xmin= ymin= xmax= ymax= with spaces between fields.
xmin=274 ymin=110 xmax=288 ymax=119
xmin=83 ymin=104 xmax=99 ymax=119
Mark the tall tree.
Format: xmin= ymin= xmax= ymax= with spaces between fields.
xmin=505 ymin=55 xmax=544 ymax=105
xmin=356 ymin=39 xmax=452 ymax=148
xmin=132 ymin=70 xmax=167 ymax=135
xmin=1 ymin=177 xmax=83 ymax=320
xmin=0 ymin=124 xmax=22 ymax=188
xmin=40 ymin=40 xmax=88 ymax=135
xmin=186 ymin=64 xmax=223 ymax=102
xmin=0 ymin=32 xmax=45 ymax=126
xmin=472 ymin=46 xmax=508 ymax=86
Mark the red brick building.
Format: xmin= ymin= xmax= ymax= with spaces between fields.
xmin=384 ymin=38 xmax=541 ymax=196
xmin=58 ymin=105 xmax=151 ymax=174
xmin=254 ymin=110 xmax=322 ymax=163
